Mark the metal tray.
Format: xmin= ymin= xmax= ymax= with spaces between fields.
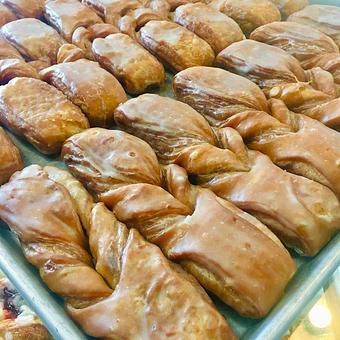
xmin=0 ymin=3 xmax=339 ymax=336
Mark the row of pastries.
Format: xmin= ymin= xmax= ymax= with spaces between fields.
xmin=0 ymin=0 xmax=339 ymax=339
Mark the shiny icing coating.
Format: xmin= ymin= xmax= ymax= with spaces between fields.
xmin=92 ymin=33 xmax=165 ymax=94
xmin=0 ymin=58 xmax=39 ymax=85
xmin=0 ymin=127 xmax=23 ymax=185
xmin=209 ymin=0 xmax=281 ymax=36
xmin=0 ymin=164 xmax=234 ymax=339
xmin=113 ymin=94 xmax=340 ymax=256
xmin=62 ymin=128 xmax=295 ymax=317
xmin=173 ymin=66 xmax=268 ymax=127
xmin=174 ymin=3 xmax=244 ymax=54
xmin=269 ymin=0 xmax=308 ymax=19
xmin=0 ymin=4 xmax=16 ymax=27
xmin=250 ymin=21 xmax=339 ymax=63
xmin=138 ymin=20 xmax=215 ymax=73
xmin=1 ymin=18 xmax=65 ymax=65
xmin=40 ymin=59 xmax=127 ymax=127
xmin=288 ymin=5 xmax=340 ymax=48
xmin=0 ymin=77 xmax=89 ymax=154
xmin=215 ymin=39 xmax=305 ymax=93
xmin=44 ymin=0 xmax=103 ymax=41
xmin=0 ymin=0 xmax=44 ymax=18
xmin=0 ymin=37 xmax=23 ymax=60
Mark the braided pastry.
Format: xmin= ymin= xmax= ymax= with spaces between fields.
xmin=62 ymin=128 xmax=295 ymax=317
xmin=113 ymin=94 xmax=340 ymax=256
xmin=173 ymin=67 xmax=340 ymax=193
xmin=0 ymin=165 xmax=234 ymax=339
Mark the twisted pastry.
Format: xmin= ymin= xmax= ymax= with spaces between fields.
xmin=62 ymin=128 xmax=295 ymax=318
xmin=215 ymin=39 xmax=337 ymax=98
xmin=250 ymin=21 xmax=340 ymax=98
xmin=173 ymin=66 xmax=340 ymax=194
xmin=113 ymin=94 xmax=340 ymax=256
xmin=0 ymin=165 xmax=233 ymax=339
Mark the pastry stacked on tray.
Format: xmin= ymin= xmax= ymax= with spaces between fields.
xmin=0 ymin=0 xmax=339 ymax=338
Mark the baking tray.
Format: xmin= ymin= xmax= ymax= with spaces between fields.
xmin=0 ymin=0 xmax=339 ymax=337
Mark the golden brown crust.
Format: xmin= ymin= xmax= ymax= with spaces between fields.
xmin=1 ymin=18 xmax=65 ymax=65
xmin=56 ymin=43 xmax=86 ymax=63
xmin=288 ymin=5 xmax=340 ymax=48
xmin=113 ymin=94 xmax=340 ymax=256
xmin=269 ymin=0 xmax=308 ymax=18
xmin=173 ymin=66 xmax=268 ymax=126
xmin=92 ymin=33 xmax=165 ymax=94
xmin=0 ymin=127 xmax=23 ymax=185
xmin=40 ymin=59 xmax=127 ymax=127
xmin=0 ymin=77 xmax=89 ymax=154
xmin=44 ymin=0 xmax=103 ymax=42
xmin=0 ymin=4 xmax=16 ymax=27
xmin=62 ymin=128 xmax=296 ymax=317
xmin=0 ymin=37 xmax=23 ymax=61
xmin=0 ymin=319 xmax=50 ymax=340
xmin=0 ymin=0 xmax=44 ymax=19
xmin=174 ymin=3 xmax=244 ymax=54
xmin=215 ymin=39 xmax=306 ymax=94
xmin=209 ymin=0 xmax=281 ymax=36
xmin=250 ymin=21 xmax=339 ymax=64
xmin=0 ymin=164 xmax=234 ymax=339
xmin=0 ymin=58 xmax=39 ymax=85
xmin=138 ymin=20 xmax=215 ymax=73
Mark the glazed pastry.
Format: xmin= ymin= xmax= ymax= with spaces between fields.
xmin=72 ymin=24 xmax=119 ymax=59
xmin=173 ymin=3 xmax=244 ymax=54
xmin=0 ymin=4 xmax=16 ymax=27
xmin=288 ymin=5 xmax=340 ymax=48
xmin=166 ymin=0 xmax=200 ymax=10
xmin=113 ymin=94 xmax=340 ymax=256
xmin=1 ymin=18 xmax=65 ymax=66
xmin=225 ymin=102 xmax=340 ymax=195
xmin=174 ymin=66 xmax=338 ymax=129
xmin=0 ymin=77 xmax=89 ymax=154
xmin=0 ymin=37 xmax=23 ymax=60
xmin=268 ymin=82 xmax=339 ymax=129
xmin=269 ymin=0 xmax=308 ymax=18
xmin=0 ymin=58 xmax=39 ymax=85
xmin=62 ymin=128 xmax=296 ymax=317
xmin=0 ymin=0 xmax=44 ymax=18
xmin=209 ymin=0 xmax=281 ymax=36
xmin=173 ymin=67 xmax=340 ymax=192
xmin=0 ymin=127 xmax=23 ymax=185
xmin=92 ymin=33 xmax=165 ymax=94
xmin=0 ymin=275 xmax=50 ymax=340
xmin=173 ymin=66 xmax=269 ymax=127
xmin=40 ymin=59 xmax=127 ymax=127
xmin=138 ymin=20 xmax=215 ymax=72
xmin=0 ymin=164 xmax=234 ymax=339
xmin=215 ymin=39 xmax=306 ymax=94
xmin=44 ymin=0 xmax=103 ymax=42
xmin=56 ymin=43 xmax=86 ymax=63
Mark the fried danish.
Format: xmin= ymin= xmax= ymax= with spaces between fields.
xmin=0 ymin=0 xmax=44 ymax=18
xmin=44 ymin=0 xmax=103 ymax=41
xmin=40 ymin=59 xmax=127 ymax=127
xmin=0 ymin=127 xmax=23 ymax=185
xmin=288 ymin=5 xmax=340 ymax=48
xmin=1 ymin=18 xmax=65 ymax=67
xmin=62 ymin=128 xmax=296 ymax=318
xmin=138 ymin=20 xmax=215 ymax=73
xmin=215 ymin=39 xmax=306 ymax=94
xmin=0 ymin=164 xmax=234 ymax=339
xmin=114 ymin=94 xmax=340 ymax=256
xmin=174 ymin=3 xmax=244 ymax=54
xmin=92 ymin=33 xmax=165 ymax=94
xmin=209 ymin=0 xmax=281 ymax=36
xmin=0 ymin=77 xmax=89 ymax=154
